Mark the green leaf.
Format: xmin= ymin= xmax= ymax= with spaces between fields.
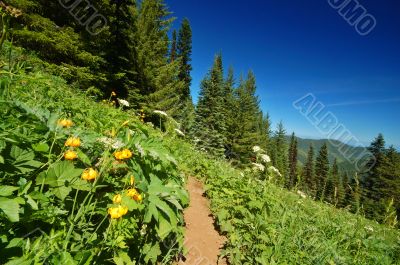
xmin=25 ymin=195 xmax=38 ymax=210
xmin=0 ymin=186 xmax=19 ymax=197
xmin=53 ymin=186 xmax=72 ymax=201
xmin=76 ymin=149 xmax=91 ymax=165
xmin=144 ymin=202 xmax=159 ymax=223
xmin=32 ymin=142 xmax=49 ymax=153
xmin=143 ymin=242 xmax=161 ymax=264
xmin=6 ymin=238 xmax=24 ymax=249
xmin=10 ymin=145 xmax=34 ymax=162
xmin=0 ymin=155 xmax=4 ymax=164
xmin=156 ymin=214 xmax=173 ymax=240
xmin=113 ymin=252 xmax=135 ymax=265
xmin=0 ymin=197 xmax=20 ymax=222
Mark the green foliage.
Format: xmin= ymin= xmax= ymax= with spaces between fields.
xmin=170 ymin=138 xmax=400 ymax=265
xmin=315 ymin=143 xmax=329 ymax=200
xmin=0 ymin=50 xmax=188 ymax=264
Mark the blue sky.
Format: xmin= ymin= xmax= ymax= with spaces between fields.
xmin=166 ymin=0 xmax=400 ymax=148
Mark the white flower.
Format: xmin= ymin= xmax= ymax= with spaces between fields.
xmin=153 ymin=110 xmax=168 ymax=117
xmin=97 ymin=137 xmax=125 ymax=149
xmin=364 ymin=226 xmax=374 ymax=232
xmin=297 ymin=190 xmax=307 ymax=199
xmin=261 ymin=154 xmax=271 ymax=163
xmin=268 ymin=166 xmax=281 ymax=176
xmin=111 ymin=140 xmax=125 ymax=149
xmin=117 ymin=98 xmax=130 ymax=107
xmin=252 ymin=163 xmax=265 ymax=172
xmin=253 ymin=146 xmax=261 ymax=153
xmin=174 ymin=128 xmax=185 ymax=136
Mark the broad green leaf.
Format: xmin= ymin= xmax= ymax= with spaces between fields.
xmin=53 ymin=186 xmax=72 ymax=201
xmin=0 ymin=155 xmax=4 ymax=164
xmin=32 ymin=142 xmax=49 ymax=153
xmin=76 ymin=149 xmax=91 ymax=165
xmin=25 ymin=195 xmax=38 ymax=210
xmin=0 ymin=197 xmax=20 ymax=222
xmin=10 ymin=145 xmax=34 ymax=162
xmin=144 ymin=202 xmax=159 ymax=223
xmin=0 ymin=186 xmax=19 ymax=197
xmin=156 ymin=214 xmax=173 ymax=240
xmin=6 ymin=238 xmax=24 ymax=249
xmin=143 ymin=243 xmax=161 ymax=264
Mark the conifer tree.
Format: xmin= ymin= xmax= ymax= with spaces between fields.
xmin=223 ymin=67 xmax=238 ymax=160
xmin=177 ymin=18 xmax=192 ymax=101
xmin=170 ymin=30 xmax=177 ymax=62
xmin=287 ymin=132 xmax=298 ymax=189
xmin=315 ymin=143 xmax=329 ymax=200
xmin=302 ymin=144 xmax=316 ymax=196
xmin=232 ymin=71 xmax=263 ymax=164
xmin=193 ymin=54 xmax=226 ymax=157
xmin=326 ymin=158 xmax=341 ymax=205
xmin=108 ymin=0 xmax=138 ymax=100
xmin=361 ymin=134 xmax=387 ymax=219
xmin=271 ymin=122 xmax=287 ymax=180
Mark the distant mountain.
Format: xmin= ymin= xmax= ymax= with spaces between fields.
xmin=286 ymin=136 xmax=369 ymax=173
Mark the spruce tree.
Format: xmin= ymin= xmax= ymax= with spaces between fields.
xmin=287 ymin=132 xmax=298 ymax=189
xmin=302 ymin=144 xmax=316 ymax=197
xmin=315 ymin=143 xmax=329 ymax=200
xmin=193 ymin=54 xmax=226 ymax=157
xmin=361 ymin=134 xmax=387 ymax=220
xmin=177 ymin=18 xmax=192 ymax=101
xmin=271 ymin=121 xmax=287 ymax=181
xmin=232 ymin=71 xmax=263 ymax=165
xmin=170 ymin=30 xmax=177 ymax=62
xmin=223 ymin=67 xmax=238 ymax=160
xmin=108 ymin=0 xmax=138 ymax=100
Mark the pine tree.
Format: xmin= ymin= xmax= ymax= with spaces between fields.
xmin=326 ymin=158 xmax=340 ymax=205
xmin=315 ymin=143 xmax=329 ymax=200
xmin=287 ymin=132 xmax=298 ymax=189
xmin=8 ymin=0 xmax=106 ymax=89
xmin=177 ymin=18 xmax=192 ymax=101
xmin=170 ymin=30 xmax=177 ymax=62
xmin=361 ymin=134 xmax=387 ymax=220
xmin=108 ymin=0 xmax=138 ymax=100
xmin=223 ymin=67 xmax=238 ymax=160
xmin=193 ymin=54 xmax=226 ymax=157
xmin=302 ymin=144 xmax=316 ymax=197
xmin=270 ymin=122 xmax=287 ymax=184
xmin=231 ymin=71 xmax=263 ymax=164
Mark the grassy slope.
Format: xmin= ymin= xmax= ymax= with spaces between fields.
xmin=4 ymin=47 xmax=400 ymax=264
xmin=171 ymin=141 xmax=400 ymax=264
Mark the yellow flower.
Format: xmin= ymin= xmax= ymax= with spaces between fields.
xmin=130 ymin=175 xmax=135 ymax=186
xmin=81 ymin=168 xmax=98 ymax=181
xmin=114 ymin=149 xmax=133 ymax=160
xmin=127 ymin=188 xmax=142 ymax=202
xmin=65 ymin=137 xmax=81 ymax=147
xmin=108 ymin=205 xmax=128 ymax=219
xmin=111 ymin=91 xmax=117 ymax=97
xmin=64 ymin=150 xmax=77 ymax=160
xmin=58 ymin=119 xmax=73 ymax=128
xmin=113 ymin=194 xmax=122 ymax=204
xmin=126 ymin=188 xmax=137 ymax=198
xmin=133 ymin=194 xmax=142 ymax=202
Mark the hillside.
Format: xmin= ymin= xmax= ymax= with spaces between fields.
xmin=1 ymin=45 xmax=399 ymax=264
xmin=291 ymin=136 xmax=367 ymax=172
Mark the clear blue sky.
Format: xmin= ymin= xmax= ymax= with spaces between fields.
xmin=166 ymin=0 xmax=400 ymax=148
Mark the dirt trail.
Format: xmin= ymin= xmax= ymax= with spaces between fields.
xmin=179 ymin=177 xmax=226 ymax=265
